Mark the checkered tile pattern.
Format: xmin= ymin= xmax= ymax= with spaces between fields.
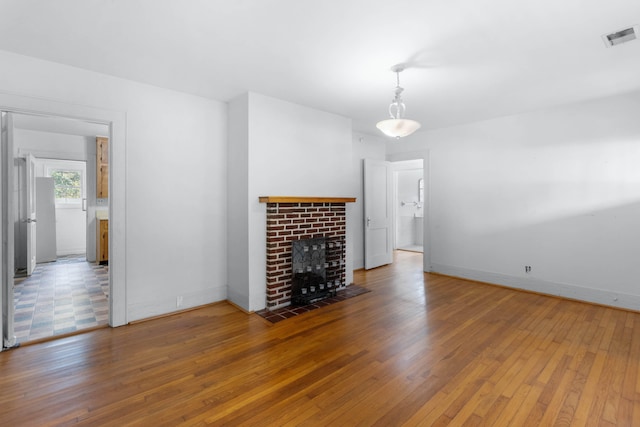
xmin=13 ymin=255 xmax=109 ymax=343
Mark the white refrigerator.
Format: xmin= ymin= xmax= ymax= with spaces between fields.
xmin=36 ymin=177 xmax=57 ymax=263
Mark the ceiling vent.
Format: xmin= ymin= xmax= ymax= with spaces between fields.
xmin=602 ymin=25 xmax=639 ymax=47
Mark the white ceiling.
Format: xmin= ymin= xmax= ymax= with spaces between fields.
xmin=1 ymin=0 xmax=639 ymax=134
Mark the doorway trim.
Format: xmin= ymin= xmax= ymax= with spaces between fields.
xmin=0 ymin=91 xmax=127 ymax=343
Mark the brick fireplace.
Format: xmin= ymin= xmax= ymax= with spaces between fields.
xmin=259 ymin=196 xmax=356 ymax=310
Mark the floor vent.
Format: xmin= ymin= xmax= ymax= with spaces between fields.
xmin=602 ymin=25 xmax=639 ymax=47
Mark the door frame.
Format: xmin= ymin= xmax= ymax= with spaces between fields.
xmin=0 ymin=93 xmax=127 ymax=351
xmin=391 ymin=159 xmax=424 ymax=251
xmin=21 ymin=151 xmax=97 ymax=262
xmin=386 ymin=151 xmax=432 ymax=273
xmin=1 ymin=112 xmax=16 ymax=347
xmin=40 ymin=158 xmax=89 ymax=258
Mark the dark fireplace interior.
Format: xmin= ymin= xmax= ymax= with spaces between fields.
xmin=291 ymin=237 xmax=337 ymax=305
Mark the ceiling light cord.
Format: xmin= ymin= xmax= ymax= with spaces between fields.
xmin=389 ymin=71 xmax=406 ymax=120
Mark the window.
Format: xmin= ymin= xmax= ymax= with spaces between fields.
xmin=43 ymin=159 xmax=86 ymax=208
xmin=50 ymin=169 xmax=83 ymax=205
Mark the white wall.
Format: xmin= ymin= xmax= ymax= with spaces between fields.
xmin=228 ymin=92 xmax=354 ymax=311
xmin=227 ymin=94 xmax=250 ymax=308
xmin=0 ymin=50 xmax=227 ymax=322
xmin=14 ymin=129 xmax=89 ymax=159
xmin=387 ymin=91 xmax=640 ymax=310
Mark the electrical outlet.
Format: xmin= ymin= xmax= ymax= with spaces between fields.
xmin=176 ymin=296 xmax=183 ymax=307
xmin=525 ymin=266 xmax=532 ymax=273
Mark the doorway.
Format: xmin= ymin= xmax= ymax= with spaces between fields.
xmin=5 ymin=112 xmax=110 ymax=344
xmin=392 ymin=159 xmax=424 ymax=253
xmin=1 ymin=94 xmax=127 ymax=352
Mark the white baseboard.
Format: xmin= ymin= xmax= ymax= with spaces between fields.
xmin=430 ymin=263 xmax=640 ymax=312
xmin=127 ymin=285 xmax=227 ymax=323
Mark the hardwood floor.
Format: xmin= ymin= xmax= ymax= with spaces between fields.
xmin=1 ymin=250 xmax=639 ymax=426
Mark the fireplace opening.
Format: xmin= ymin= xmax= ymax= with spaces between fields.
xmin=291 ymin=238 xmax=336 ymax=305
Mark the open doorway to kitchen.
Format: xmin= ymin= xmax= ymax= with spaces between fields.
xmin=392 ymin=159 xmax=424 ymax=253
xmin=9 ymin=113 xmax=110 ymax=344
xmin=2 ymin=95 xmax=126 ymax=352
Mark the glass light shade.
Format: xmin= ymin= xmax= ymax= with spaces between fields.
xmin=376 ymin=118 xmax=421 ymax=138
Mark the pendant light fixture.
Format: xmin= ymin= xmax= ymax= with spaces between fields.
xmin=376 ymin=67 xmax=421 ymax=139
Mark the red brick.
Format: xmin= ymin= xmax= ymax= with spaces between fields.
xmin=265 ymin=202 xmax=347 ymax=308
xmin=279 ymin=207 xmax=305 ymax=213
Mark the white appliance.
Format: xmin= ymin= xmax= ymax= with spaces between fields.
xmin=36 ymin=177 xmax=57 ymax=263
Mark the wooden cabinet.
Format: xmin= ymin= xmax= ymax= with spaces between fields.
xmin=97 ymin=219 xmax=109 ymax=264
xmin=97 ymin=136 xmax=109 ymax=198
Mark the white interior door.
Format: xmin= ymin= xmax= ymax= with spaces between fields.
xmin=1 ymin=111 xmax=17 ymax=349
xmin=364 ymin=158 xmax=392 ymax=269
xmin=25 ymin=153 xmax=37 ymax=275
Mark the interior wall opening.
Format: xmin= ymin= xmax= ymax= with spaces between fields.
xmin=392 ymin=159 xmax=425 ymax=254
xmin=6 ymin=112 xmax=110 ymax=345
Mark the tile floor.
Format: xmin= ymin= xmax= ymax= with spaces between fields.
xmin=13 ymin=255 xmax=109 ymax=344
xmin=255 ymin=284 xmax=370 ymax=323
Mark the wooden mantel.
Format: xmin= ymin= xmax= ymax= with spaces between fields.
xmin=259 ymin=196 xmax=356 ymax=203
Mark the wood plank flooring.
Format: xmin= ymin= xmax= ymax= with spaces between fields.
xmin=1 ymin=250 xmax=639 ymax=426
